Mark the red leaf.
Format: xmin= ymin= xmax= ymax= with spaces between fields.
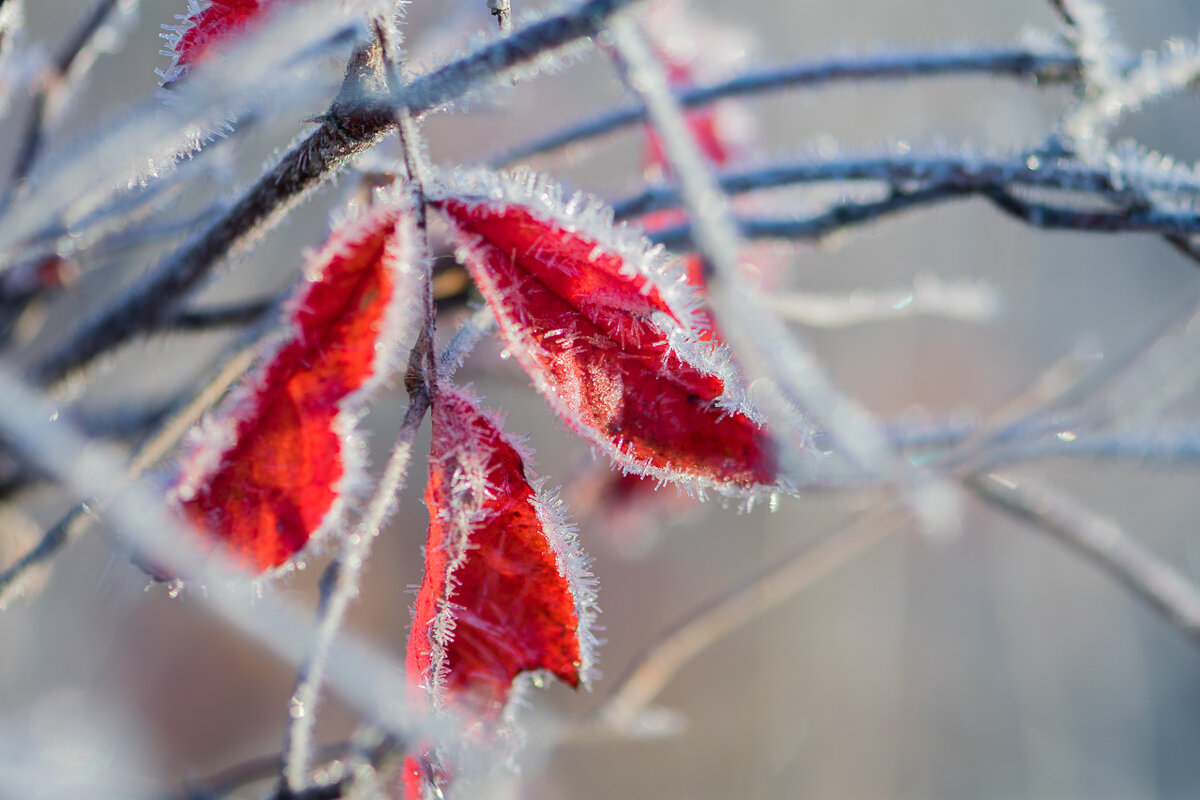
xmin=643 ymin=76 xmax=735 ymax=180
xmin=407 ymin=384 xmax=597 ymax=723
xmin=638 ymin=0 xmax=750 ymax=181
xmin=169 ymin=204 xmax=419 ymax=573
xmin=168 ymin=0 xmax=277 ymax=70
xmin=430 ymin=172 xmax=776 ymax=495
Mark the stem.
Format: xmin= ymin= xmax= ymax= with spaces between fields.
xmin=497 ymin=47 xmax=1079 ymax=164
xmin=278 ymin=386 xmax=431 ymax=793
xmin=590 ymin=504 xmax=906 ymax=732
xmin=967 ymin=472 xmax=1200 ymax=640
xmin=4 ymin=0 xmax=125 ymax=201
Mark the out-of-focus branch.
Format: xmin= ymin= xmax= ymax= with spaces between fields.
xmin=967 ymin=472 xmax=1200 ymax=641
xmin=4 ymin=0 xmax=132 ymax=201
xmin=496 ymin=47 xmax=1080 ymax=164
xmin=609 ymin=149 xmax=1200 ymax=220
xmin=587 ymin=503 xmax=906 ymax=734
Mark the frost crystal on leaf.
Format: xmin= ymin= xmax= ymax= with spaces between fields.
xmin=429 ymin=169 xmax=777 ymax=496
xmin=168 ymin=202 xmax=420 ymax=574
xmin=168 ymin=0 xmax=276 ymax=71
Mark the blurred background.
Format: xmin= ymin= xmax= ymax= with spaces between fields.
xmin=3 ymin=1 xmax=1200 ymax=798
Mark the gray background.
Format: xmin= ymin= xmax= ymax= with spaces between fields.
xmin=4 ymin=1 xmax=1200 ymax=798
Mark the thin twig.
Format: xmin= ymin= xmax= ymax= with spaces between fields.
xmin=646 ymin=189 xmax=1200 ymax=250
xmin=587 ymin=503 xmax=906 ymax=733
xmin=496 ymin=47 xmax=1080 ymax=164
xmin=0 ymin=361 xmax=448 ymax=750
xmin=967 ymin=472 xmax=1200 ymax=640
xmin=4 ymin=0 xmax=125 ymax=202
xmin=277 ymin=384 xmax=431 ymax=793
xmin=609 ymin=149 xmax=1200 ymax=221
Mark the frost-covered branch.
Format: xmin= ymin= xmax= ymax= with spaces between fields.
xmin=497 ymin=46 xmax=1080 ymax=164
xmin=1047 ymin=0 xmax=1126 ymax=93
xmin=3 ymin=0 xmax=135 ymax=202
xmin=968 ymin=472 xmax=1200 ymax=641
xmin=610 ymin=148 xmax=1200 ymax=220
xmin=0 ymin=361 xmax=449 ymax=750
xmin=31 ymin=0 xmax=641 ymax=389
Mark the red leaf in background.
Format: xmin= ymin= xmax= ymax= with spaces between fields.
xmin=168 ymin=0 xmax=276 ymax=69
xmin=638 ymin=0 xmax=749 ymax=182
xmin=642 ymin=59 xmax=736 ymax=182
xmin=169 ymin=204 xmax=418 ymax=573
xmin=430 ymin=172 xmax=776 ymax=495
xmin=407 ymin=384 xmax=596 ymax=722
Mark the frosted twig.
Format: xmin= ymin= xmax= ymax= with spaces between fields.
xmin=589 ymin=503 xmax=906 ymax=733
xmin=0 ymin=361 xmax=452 ymax=749
xmin=978 ymin=424 xmax=1200 ymax=468
xmin=1048 ymin=0 xmax=1126 ymax=93
xmin=31 ymin=0 xmax=642 ymax=389
xmin=648 ymin=189 xmax=1200 ymax=250
xmin=496 ymin=47 xmax=1080 ymax=164
xmin=438 ymin=306 xmax=497 ymax=380
xmin=967 ymin=472 xmax=1200 ymax=641
xmin=3 ymin=0 xmax=134 ymax=204
xmin=646 ymin=183 xmax=966 ymax=247
xmin=171 ymin=739 xmax=387 ymax=800
xmin=278 ymin=383 xmax=432 ymax=794
xmin=763 ymin=275 xmax=1001 ymax=328
xmin=610 ymin=149 xmax=1200 ymax=221
xmin=1065 ymin=38 xmax=1200 ymax=157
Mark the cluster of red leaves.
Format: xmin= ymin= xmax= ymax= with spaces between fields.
xmin=168 ymin=168 xmax=777 ymax=790
xmin=160 ymin=0 xmax=777 ymax=794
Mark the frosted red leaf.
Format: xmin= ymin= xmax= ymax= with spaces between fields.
xmin=168 ymin=0 xmax=278 ymax=70
xmin=430 ymin=172 xmax=775 ymax=495
xmin=169 ymin=203 xmax=419 ymax=573
xmin=407 ymin=384 xmax=596 ymax=723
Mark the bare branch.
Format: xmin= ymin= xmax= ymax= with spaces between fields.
xmin=589 ymin=504 xmax=906 ymax=733
xmin=278 ymin=386 xmax=431 ymax=793
xmin=496 ymin=47 xmax=1080 ymax=164
xmin=967 ymin=472 xmax=1200 ymax=641
xmin=3 ymin=0 xmax=130 ymax=203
